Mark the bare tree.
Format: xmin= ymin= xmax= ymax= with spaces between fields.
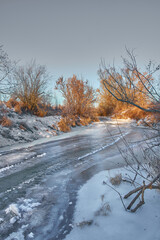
xmin=11 ymin=60 xmax=51 ymax=113
xmin=99 ymin=49 xmax=160 ymax=211
xmin=98 ymin=48 xmax=160 ymax=114
xmin=0 ymin=45 xmax=13 ymax=95
xmin=55 ymin=75 xmax=96 ymax=117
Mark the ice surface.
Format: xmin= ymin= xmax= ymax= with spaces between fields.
xmin=78 ymin=131 xmax=130 ymax=160
xmin=5 ymin=225 xmax=28 ymax=240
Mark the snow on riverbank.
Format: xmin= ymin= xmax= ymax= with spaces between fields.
xmin=0 ymin=102 xmax=136 ymax=149
xmin=65 ymin=167 xmax=160 ymax=240
xmin=0 ymin=104 xmax=61 ymax=147
xmin=3 ymin=198 xmax=41 ymax=240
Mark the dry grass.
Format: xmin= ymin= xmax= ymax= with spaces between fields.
xmin=110 ymin=174 xmax=122 ymax=186
xmin=5 ymin=98 xmax=23 ymax=114
xmin=6 ymin=98 xmax=18 ymax=109
xmin=0 ymin=116 xmax=12 ymax=127
xmin=35 ymin=107 xmax=47 ymax=117
xmin=95 ymin=202 xmax=111 ymax=216
xmin=80 ymin=117 xmax=92 ymax=126
xmin=19 ymin=124 xmax=26 ymax=131
xmin=58 ymin=118 xmax=71 ymax=132
xmin=76 ymin=220 xmax=93 ymax=228
xmin=5 ymin=98 xmax=50 ymax=117
xmin=14 ymin=103 xmax=22 ymax=114
xmin=58 ymin=114 xmax=99 ymax=132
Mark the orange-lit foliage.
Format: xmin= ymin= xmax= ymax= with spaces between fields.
xmin=35 ymin=107 xmax=47 ymax=117
xmin=58 ymin=118 xmax=71 ymax=132
xmin=12 ymin=61 xmax=50 ymax=116
xmin=98 ymin=71 xmax=152 ymax=121
xmin=14 ymin=103 xmax=22 ymax=114
xmin=113 ymin=107 xmax=150 ymax=120
xmin=97 ymin=77 xmax=117 ymax=116
xmin=0 ymin=116 xmax=12 ymax=127
xmin=6 ymin=98 xmax=23 ymax=114
xmin=56 ymin=75 xmax=98 ymax=131
xmin=5 ymin=98 xmax=48 ymax=117
xmin=6 ymin=98 xmax=18 ymax=109
xmin=80 ymin=117 xmax=92 ymax=126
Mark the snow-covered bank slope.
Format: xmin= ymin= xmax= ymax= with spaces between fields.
xmin=0 ymin=105 xmax=61 ymax=147
xmin=65 ymin=167 xmax=160 ymax=240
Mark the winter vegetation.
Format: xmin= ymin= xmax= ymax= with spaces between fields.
xmin=55 ymin=75 xmax=98 ymax=132
xmin=97 ymin=49 xmax=160 ymax=122
xmin=0 ymin=45 xmax=160 ymax=239
xmin=97 ymin=49 xmax=160 ymax=213
xmin=0 ymin=45 xmax=160 ymax=186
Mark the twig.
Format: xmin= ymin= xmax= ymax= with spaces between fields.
xmin=103 ymin=181 xmax=127 ymax=211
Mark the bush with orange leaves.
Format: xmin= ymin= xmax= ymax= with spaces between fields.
xmin=6 ymin=98 xmax=18 ymax=109
xmin=97 ymin=68 xmax=154 ymax=121
xmin=98 ymin=49 xmax=160 ymax=122
xmin=98 ymin=50 xmax=160 ymax=211
xmin=0 ymin=116 xmax=12 ymax=127
xmin=10 ymin=61 xmax=50 ymax=116
xmin=56 ymin=75 xmax=98 ymax=131
xmin=6 ymin=98 xmax=23 ymax=114
xmin=5 ymin=97 xmax=49 ymax=117
xmin=58 ymin=117 xmax=71 ymax=132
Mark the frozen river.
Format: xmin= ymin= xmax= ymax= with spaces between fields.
xmin=0 ymin=119 xmax=144 ymax=240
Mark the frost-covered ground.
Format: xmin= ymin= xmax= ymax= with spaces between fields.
xmin=65 ymin=167 xmax=160 ymax=240
xmin=1 ymin=108 xmax=158 ymax=240
xmin=0 ymin=104 xmax=61 ymax=147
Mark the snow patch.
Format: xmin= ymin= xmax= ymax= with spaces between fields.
xmin=5 ymin=204 xmax=21 ymax=217
xmin=10 ymin=217 xmax=17 ymax=224
xmin=5 ymin=198 xmax=41 ymax=226
xmin=59 ymin=215 xmax=64 ymax=221
xmin=37 ymin=152 xmax=46 ymax=158
xmin=28 ymin=232 xmax=34 ymax=238
xmin=65 ymin=167 xmax=160 ymax=240
xmin=0 ymin=165 xmax=14 ymax=173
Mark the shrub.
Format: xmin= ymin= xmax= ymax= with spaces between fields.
xmin=58 ymin=118 xmax=71 ymax=132
xmin=35 ymin=106 xmax=47 ymax=117
xmin=0 ymin=116 xmax=12 ymax=127
xmin=11 ymin=61 xmax=51 ymax=114
xmin=56 ymin=75 xmax=98 ymax=127
xmin=5 ymin=98 xmax=23 ymax=114
xmin=80 ymin=117 xmax=92 ymax=126
xmin=6 ymin=97 xmax=49 ymax=117
xmin=14 ymin=104 xmax=22 ymax=114
xmin=6 ymin=98 xmax=18 ymax=109
xmin=112 ymin=106 xmax=150 ymax=121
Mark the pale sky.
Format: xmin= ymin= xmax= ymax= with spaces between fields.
xmin=0 ymin=0 xmax=160 ymax=92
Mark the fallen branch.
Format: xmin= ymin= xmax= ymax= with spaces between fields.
xmin=124 ymin=173 xmax=160 ymax=212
